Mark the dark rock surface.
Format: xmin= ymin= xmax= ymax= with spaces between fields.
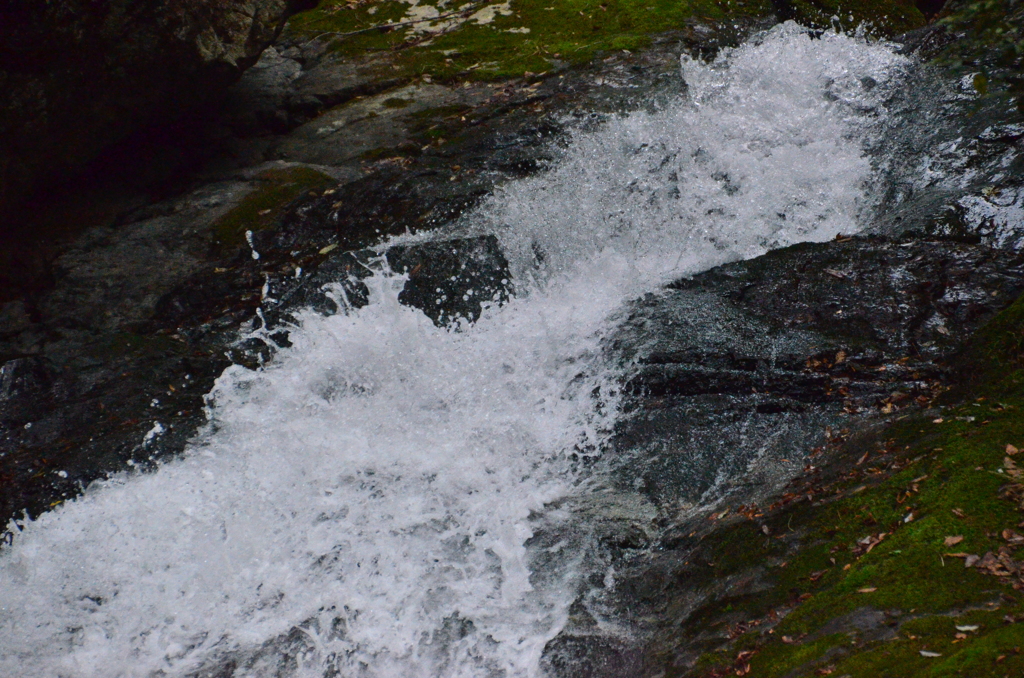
xmin=0 ymin=0 xmax=317 ymax=218
xmin=606 ymin=235 xmax=1024 ymax=504
xmin=543 ymin=234 xmax=1024 ymax=676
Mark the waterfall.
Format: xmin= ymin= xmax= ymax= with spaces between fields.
xmin=0 ymin=24 xmax=911 ymax=678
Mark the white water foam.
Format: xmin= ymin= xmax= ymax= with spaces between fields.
xmin=0 ymin=24 xmax=909 ymax=678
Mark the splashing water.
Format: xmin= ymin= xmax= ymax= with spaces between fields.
xmin=0 ymin=24 xmax=910 ymax=678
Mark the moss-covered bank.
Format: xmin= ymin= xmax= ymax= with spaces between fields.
xmin=283 ymin=0 xmax=924 ymax=82
xmin=655 ymin=295 xmax=1024 ymax=676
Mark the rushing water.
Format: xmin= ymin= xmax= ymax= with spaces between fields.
xmin=0 ymin=24 xmax=911 ymax=678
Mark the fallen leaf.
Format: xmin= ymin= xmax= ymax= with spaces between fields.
xmin=953 ymin=508 xmax=967 ymax=518
xmin=966 ymin=554 xmax=980 ymax=568
xmin=319 ymin=243 xmax=339 ymax=255
xmin=920 ymin=650 xmax=942 ymax=658
xmin=933 ymin=418 xmax=944 ymax=424
xmin=955 ymin=624 xmax=979 ymax=632
xmin=781 ymin=635 xmax=794 ymax=644
xmin=945 ymin=535 xmax=965 ymax=547
xmin=1008 ymin=444 xmax=1020 ymax=456
xmin=1002 ymin=529 xmax=1024 ymax=545
xmin=858 ymin=587 xmax=877 ymax=593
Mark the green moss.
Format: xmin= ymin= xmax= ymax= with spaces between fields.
xmin=822 ymin=613 xmax=1024 ymax=677
xmin=382 ymin=96 xmax=414 ymax=108
xmin=933 ymin=0 xmax=1024 ymax=111
xmin=684 ymin=296 xmax=1024 ymax=676
xmin=284 ymin=0 xmax=925 ymax=84
xmin=212 ymin=167 xmax=335 ymax=252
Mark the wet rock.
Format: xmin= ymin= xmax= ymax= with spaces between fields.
xmin=544 ymin=234 xmax=1024 ymax=676
xmin=542 ymin=635 xmax=644 ymax=678
xmin=0 ymin=357 xmax=75 ymax=426
xmin=605 ymin=235 xmax=1024 ymax=505
xmin=390 ymin=236 xmax=511 ymax=325
xmin=266 ymin=234 xmax=511 ymax=328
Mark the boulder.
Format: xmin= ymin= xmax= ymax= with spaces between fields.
xmin=0 ymin=0 xmax=318 ymax=217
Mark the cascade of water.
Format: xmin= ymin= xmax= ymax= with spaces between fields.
xmin=0 ymin=24 xmax=910 ymax=678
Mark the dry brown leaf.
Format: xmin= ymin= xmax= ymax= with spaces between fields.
xmin=945 ymin=535 xmax=965 ymax=546
xmin=1008 ymin=444 xmax=1020 ymax=456
xmin=1002 ymin=529 xmax=1024 ymax=545
xmin=857 ymin=587 xmax=877 ymax=593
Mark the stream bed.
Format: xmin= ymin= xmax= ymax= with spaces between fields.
xmin=2 ymin=21 xmax=1023 ymax=678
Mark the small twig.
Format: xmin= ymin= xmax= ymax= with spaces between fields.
xmin=303 ymin=1 xmax=486 ymax=45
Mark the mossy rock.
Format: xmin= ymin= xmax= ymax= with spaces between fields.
xmin=212 ymin=166 xmax=335 ymax=254
xmin=666 ymin=296 xmax=1024 ymax=676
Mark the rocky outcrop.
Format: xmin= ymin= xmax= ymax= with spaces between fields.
xmin=0 ymin=0 xmax=317 ymax=217
xmin=0 ymin=42 xmax=691 ymax=523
